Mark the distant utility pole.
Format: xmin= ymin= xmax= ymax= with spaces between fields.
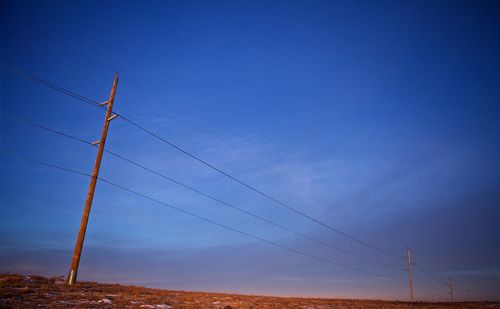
xmin=405 ymin=246 xmax=414 ymax=302
xmin=67 ymin=73 xmax=119 ymax=285
xmin=447 ymin=278 xmax=455 ymax=303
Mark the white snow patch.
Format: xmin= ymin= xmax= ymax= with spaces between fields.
xmin=98 ymin=298 xmax=113 ymax=304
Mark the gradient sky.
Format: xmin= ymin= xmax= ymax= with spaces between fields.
xmin=1 ymin=0 xmax=499 ymax=302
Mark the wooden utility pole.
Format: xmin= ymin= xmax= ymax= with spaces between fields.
xmin=67 ymin=73 xmax=119 ymax=285
xmin=406 ymin=246 xmax=414 ymax=302
xmin=447 ymin=278 xmax=455 ymax=303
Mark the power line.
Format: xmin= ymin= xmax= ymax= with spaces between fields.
xmin=5 ymin=115 xmax=404 ymax=272
xmin=0 ymin=63 xmax=403 ymax=262
xmin=7 ymin=17 xmax=374 ymax=229
xmin=0 ymin=63 xmax=102 ymax=109
xmin=413 ymin=263 xmax=449 ymax=286
xmin=1 ymin=66 xmax=483 ymax=303
xmin=412 ymin=277 xmax=447 ymax=301
xmin=8 ymin=154 xmax=406 ymax=282
xmin=10 ymin=16 xmax=205 ymax=130
xmin=118 ymin=113 xmax=405 ymax=260
xmin=414 ymin=277 xmax=450 ymax=296
xmin=1 ymin=21 xmax=487 ymax=301
xmin=413 ymin=263 xmax=471 ymax=299
xmin=4 ymin=63 xmax=474 ymax=297
xmin=9 ymin=16 xmax=113 ymax=72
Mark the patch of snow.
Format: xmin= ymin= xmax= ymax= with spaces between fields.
xmin=98 ymin=298 xmax=113 ymax=304
xmin=76 ymin=300 xmax=98 ymax=304
xmin=140 ymin=305 xmax=171 ymax=309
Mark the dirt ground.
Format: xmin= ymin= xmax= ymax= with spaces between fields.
xmin=0 ymin=274 xmax=498 ymax=308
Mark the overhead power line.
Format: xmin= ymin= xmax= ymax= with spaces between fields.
xmin=1 ymin=65 xmax=480 ymax=302
xmin=7 ymin=154 xmax=405 ymax=282
xmin=118 ymin=114 xmax=403 ymax=261
xmin=10 ymin=16 xmax=205 ymax=130
xmin=1 ymin=22 xmax=483 ymax=301
xmin=5 ymin=63 xmax=471 ymax=297
xmin=412 ymin=278 xmax=448 ymax=301
xmin=0 ymin=63 xmax=102 ymax=109
xmin=413 ymin=262 xmax=469 ymax=297
xmin=413 ymin=263 xmax=449 ymax=286
xmin=0 ymin=63 xmax=403 ymax=262
xmin=5 ymin=115 xmax=403 ymax=272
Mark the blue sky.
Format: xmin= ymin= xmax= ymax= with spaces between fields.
xmin=1 ymin=0 xmax=499 ymax=301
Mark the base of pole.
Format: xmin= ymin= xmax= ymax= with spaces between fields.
xmin=67 ymin=269 xmax=77 ymax=285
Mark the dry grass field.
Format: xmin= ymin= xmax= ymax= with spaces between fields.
xmin=0 ymin=274 xmax=498 ymax=308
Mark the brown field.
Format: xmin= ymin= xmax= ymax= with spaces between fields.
xmin=0 ymin=274 xmax=497 ymax=308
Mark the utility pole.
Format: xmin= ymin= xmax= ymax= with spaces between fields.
xmin=67 ymin=73 xmax=119 ymax=285
xmin=405 ymin=246 xmax=414 ymax=302
xmin=447 ymin=278 xmax=455 ymax=303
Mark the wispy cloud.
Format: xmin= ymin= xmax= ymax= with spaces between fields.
xmin=440 ymin=268 xmax=500 ymax=277
xmin=271 ymin=275 xmax=378 ymax=283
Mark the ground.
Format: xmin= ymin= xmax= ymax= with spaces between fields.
xmin=0 ymin=274 xmax=498 ymax=308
